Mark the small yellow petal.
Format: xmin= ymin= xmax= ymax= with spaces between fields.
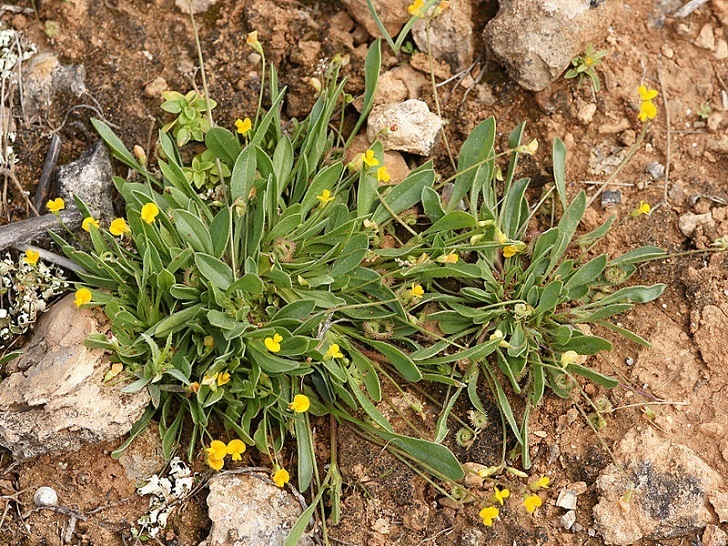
xmin=316 ymin=189 xmax=334 ymax=204
xmin=141 ymin=202 xmax=160 ymax=224
xmin=217 ymin=372 xmax=231 ymax=386
xmin=288 ymin=394 xmax=311 ymax=413
xmin=24 ymin=249 xmax=40 ymax=266
xmin=235 ymin=117 xmax=252 ymax=135
xmin=109 ymin=218 xmax=131 ymax=236
xmin=46 ymin=198 xmax=65 ymax=213
xmin=362 ymin=149 xmax=379 ymax=167
xmin=376 ymin=166 xmax=390 ymax=183
xmin=479 ymin=505 xmax=499 ymax=526
xmin=272 ymin=468 xmax=290 ymax=488
xmin=638 ymin=85 xmax=659 ymax=102
xmin=325 ymin=344 xmax=344 ymax=359
xmin=226 ymin=439 xmax=246 ymax=461
xmin=74 ymin=288 xmax=92 ymax=307
xmin=523 ymin=494 xmax=543 ymax=514
xmin=82 ymin=217 xmax=99 ymax=232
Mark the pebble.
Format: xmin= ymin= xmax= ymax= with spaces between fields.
xmin=618 ymin=129 xmax=636 ymax=147
xmin=661 ymin=44 xmax=674 ymax=58
xmin=572 ymin=522 xmax=584 ymax=533
xmin=707 ymin=112 xmax=724 ymax=132
xmin=695 ymin=23 xmax=716 ymax=50
xmin=143 ymin=76 xmax=167 ymax=99
xmin=678 ymin=211 xmax=715 ymax=236
xmin=561 ymin=510 xmax=577 ymax=530
xmin=703 ymin=524 xmax=728 ymax=546
xmin=577 ymin=102 xmax=598 ymax=125
xmin=601 ymin=189 xmax=621 ymax=208
xmin=716 ymin=39 xmax=728 ymax=60
xmin=34 ymin=486 xmax=58 ymax=507
xmin=556 ymin=489 xmax=578 ymax=510
xmin=626 ymin=357 xmax=635 ymax=366
xmin=645 ymin=161 xmax=665 ymax=180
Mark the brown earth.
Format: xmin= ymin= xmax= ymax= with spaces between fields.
xmin=1 ymin=0 xmax=727 ymax=545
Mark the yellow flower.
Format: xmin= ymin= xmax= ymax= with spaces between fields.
xmin=638 ymin=85 xmax=658 ymax=102
xmin=272 ymin=467 xmax=290 ymax=488
xmin=264 ymin=332 xmax=283 ymax=353
xmin=362 ymin=149 xmax=379 ymax=168
xmin=407 ymin=0 xmax=425 ymax=17
xmin=46 ymin=198 xmax=65 ymax=213
xmin=24 ymin=249 xmax=40 ymax=266
xmin=288 ymin=394 xmax=311 ymax=413
xmin=74 ymin=288 xmax=92 ymax=307
xmin=523 ymin=494 xmax=543 ymax=514
xmin=502 ymin=244 xmax=523 ymax=258
xmin=630 ymin=200 xmax=651 ymax=217
xmin=235 ymin=117 xmax=252 ymax=135
xmin=226 ymin=439 xmax=246 ymax=461
xmin=560 ymin=350 xmax=587 ymax=367
xmin=496 ymin=231 xmax=508 ymax=245
xmin=410 ymin=282 xmax=424 ymax=298
xmin=207 ymin=455 xmax=224 ymax=471
xmin=188 ymin=381 xmax=200 ymax=393
xmin=479 ymin=506 xmax=499 ymax=527
xmin=141 ymin=202 xmax=160 ymax=224
xmin=206 ymin=440 xmax=228 ymax=470
xmin=376 ymin=166 xmax=390 ymax=183
xmin=317 ymin=189 xmax=334 ymax=204
xmin=246 ymin=30 xmax=262 ymax=54
xmin=436 ymin=253 xmax=458 ymax=264
xmin=203 ymin=335 xmax=215 ymax=348
xmin=206 ymin=439 xmax=228 ymax=463
xmin=109 ymin=218 xmax=131 ymax=237
xmin=325 ymin=344 xmax=344 ymax=359
xmin=82 ymin=216 xmax=99 ymax=231
xmin=202 ymin=373 xmax=218 ymax=386
xmin=489 ymin=329 xmax=511 ymax=348
xmin=638 ymin=100 xmax=657 ymax=122
xmin=217 ymin=372 xmax=231 ymax=386
xmin=533 ymin=476 xmax=550 ymax=489
xmin=493 ymin=487 xmax=510 ymax=505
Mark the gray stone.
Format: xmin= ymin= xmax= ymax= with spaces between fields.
xmin=645 ymin=161 xmax=665 ymax=181
xmin=0 ymin=295 xmax=150 ymax=461
xmin=601 ymin=189 xmax=621 ymax=208
xmin=412 ymin=0 xmax=474 ymax=72
xmin=593 ymin=427 xmax=728 ymax=545
xmin=561 ymin=510 xmax=577 ymax=530
xmin=175 ymin=0 xmax=217 ymax=14
xmin=557 ymin=489 xmax=578 ymax=510
xmin=206 ymin=473 xmax=314 ymax=546
xmin=482 ymin=0 xmax=611 ymax=91
xmin=695 ymin=23 xmax=716 ymax=50
xmin=57 ymin=141 xmax=115 ymax=220
xmin=21 ymin=51 xmax=86 ymax=119
xmin=367 ymin=100 xmax=444 ymax=156
xmin=678 ymin=211 xmax=715 ymax=237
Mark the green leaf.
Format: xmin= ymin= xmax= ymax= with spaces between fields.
xmin=375 ymin=430 xmax=464 ymax=482
xmin=210 ymin=207 xmax=231 ymax=258
xmin=579 ymin=284 xmax=666 ymax=309
xmin=609 ymin=246 xmax=666 ymax=267
xmin=347 ymin=39 xmax=381 ymax=145
xmin=357 ymin=143 xmax=382 ymax=218
xmin=231 ymin=146 xmax=257 ymax=203
xmin=423 ymin=210 xmax=477 ymax=235
xmin=153 ymin=304 xmax=204 ymax=337
xmin=195 ymin=253 xmax=234 ymax=291
xmin=329 ymin=233 xmax=369 ymax=278
xmin=349 ymin=378 xmax=394 ymax=432
xmin=500 ymin=177 xmax=530 ymax=237
xmin=205 ymin=127 xmax=241 ymax=166
xmin=272 ymin=300 xmax=317 ymax=321
xmin=91 ymin=118 xmax=145 ymax=174
xmin=554 ymin=332 xmax=612 ymax=354
xmin=421 ymin=186 xmax=445 ymax=223
xmin=247 ymin=343 xmax=301 ymax=373
xmin=450 ymin=117 xmax=495 ymax=212
xmin=228 ymin=273 xmax=263 ymax=296
xmin=301 ymin=163 xmax=344 ymax=217
xmin=371 ymin=164 xmax=435 ymax=224
xmin=552 ymin=137 xmax=567 ymax=209
xmin=295 ymin=416 xmax=315 ymax=491
xmin=173 ymin=209 xmax=214 ymax=254
xmin=360 ymin=339 xmax=422 ymax=382
xmin=566 ymin=363 xmax=619 ymax=388
xmin=482 ymin=364 xmax=523 ymax=445
xmin=564 ymin=254 xmax=607 ymax=295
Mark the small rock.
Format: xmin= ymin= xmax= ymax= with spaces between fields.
xmin=412 ymin=0 xmax=474 ymax=72
xmin=383 ymin=151 xmax=411 ymax=183
xmin=557 ymin=489 xmax=578 ymax=510
xmin=570 ymin=481 xmax=588 ymax=495
xmin=696 ymin=23 xmax=716 ymax=50
xmin=367 ymin=100 xmax=444 ymax=155
xmin=572 ymin=522 xmax=584 ymax=533
xmin=598 ymin=118 xmax=631 ymax=134
xmin=618 ymin=129 xmax=636 ymax=147
xmin=144 ymin=76 xmax=167 ymax=99
xmin=716 ymin=39 xmax=728 ymax=60
xmin=409 ymin=52 xmax=452 ymax=79
xmin=22 ymin=51 xmax=86 ymax=119
xmin=340 ymin=0 xmax=410 ymax=39
xmin=678 ymin=211 xmax=715 ymax=236
xmin=0 ymin=296 xmax=150 ymax=460
xmin=175 ymin=0 xmax=217 ymax=14
xmin=593 ymin=427 xmax=727 ymax=545
xmin=645 ymin=161 xmax=665 ymax=180
xmin=707 ymin=136 xmax=728 ymax=154
xmin=402 ymin=501 xmax=429 ymax=531
xmin=707 ymin=112 xmax=724 ymax=132
xmin=561 ymin=510 xmax=577 ymax=530
xmin=57 ymin=141 xmax=115 ymax=219
xmin=482 ymin=0 xmax=610 ymax=91
xmin=703 ymin=524 xmax=728 ymax=546
xmin=661 ymin=44 xmax=674 ymax=58
xmin=247 ymin=52 xmax=262 ymax=65
xmin=601 ymin=189 xmax=621 ymax=208
xmin=373 ymin=71 xmax=410 ymax=106
xmin=577 ymin=102 xmax=598 ymax=125
xmin=289 ymin=40 xmax=321 ymax=67
xmin=34 ymin=486 xmax=58 ymax=507
xmin=206 ymin=473 xmax=314 ymax=546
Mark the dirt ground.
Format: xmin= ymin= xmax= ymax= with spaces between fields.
xmin=1 ymin=0 xmax=728 ymax=545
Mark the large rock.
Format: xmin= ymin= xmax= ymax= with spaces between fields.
xmin=412 ymin=0 xmax=474 ymax=73
xmin=57 ymin=141 xmax=115 ymax=219
xmin=206 ymin=473 xmax=314 ymax=546
xmin=340 ymin=0 xmax=410 ymax=39
xmin=367 ymin=99 xmax=444 ymax=155
xmin=593 ymin=427 xmax=728 ymax=545
xmin=0 ymin=295 xmax=150 ymax=460
xmin=482 ymin=0 xmax=611 ymax=91
xmin=21 ymin=51 xmax=86 ymax=119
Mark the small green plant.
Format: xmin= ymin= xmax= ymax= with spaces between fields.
xmin=564 ymin=43 xmax=608 ymax=93
xmin=697 ymin=102 xmax=711 ymax=120
xmin=160 ymin=90 xmax=217 ymax=147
